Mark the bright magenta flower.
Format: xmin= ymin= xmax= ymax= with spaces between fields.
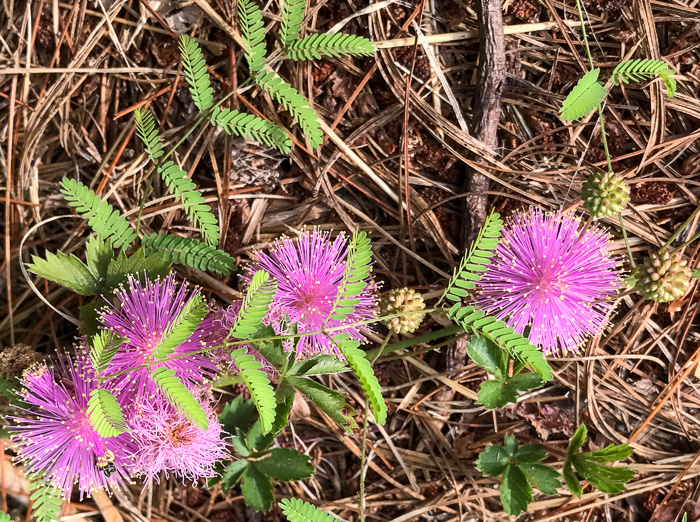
xmin=474 ymin=208 xmax=622 ymax=355
xmin=246 ymin=229 xmax=377 ymax=358
xmin=99 ymin=274 xmax=218 ymax=402
xmin=10 ymin=352 xmax=135 ymax=499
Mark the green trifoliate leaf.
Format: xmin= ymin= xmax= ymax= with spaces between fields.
xmin=564 ymin=424 xmax=635 ymax=496
xmin=220 ymin=396 xmax=256 ymax=437
xmin=478 ymin=379 xmax=517 ymax=409
xmin=520 ymin=463 xmax=561 ymax=495
xmin=514 ymin=443 xmax=548 ymax=463
xmin=475 ymin=445 xmax=509 ymax=476
xmin=220 ymin=460 xmax=249 ymax=492
xmin=570 ymin=456 xmax=635 ymax=494
xmin=288 ymin=354 xmax=347 ymax=376
xmin=563 ymin=460 xmax=583 ymax=498
xmin=85 ymin=235 xmax=112 ymax=279
xmin=28 ymin=251 xmax=99 ymax=295
xmin=467 ymin=335 xmax=505 ymax=378
xmin=241 ymin=464 xmax=275 ymax=512
xmin=500 ymin=465 xmax=532 ymax=516
xmin=255 ymin=448 xmax=314 ymax=481
xmin=477 ymin=372 xmax=542 ymax=410
xmin=288 ymin=376 xmax=358 ymax=432
xmin=568 ymin=424 xmax=587 ymax=455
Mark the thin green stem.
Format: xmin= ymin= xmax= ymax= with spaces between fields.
xmin=619 ymin=212 xmax=635 ymax=268
xmin=573 ymin=0 xmax=613 ymax=174
xmin=359 ymin=396 xmax=370 ymax=522
xmin=663 ymin=206 xmax=700 ymax=252
xmin=100 ymin=309 xmax=445 ymax=382
xmin=359 ymin=331 xmax=390 ymax=522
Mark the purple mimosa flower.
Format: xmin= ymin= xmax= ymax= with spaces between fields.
xmin=246 ymin=229 xmax=377 ymax=358
xmin=127 ymin=392 xmax=229 ymax=486
xmin=10 ymin=352 xmax=135 ymax=499
xmin=99 ymin=274 xmax=218 ymax=402
xmin=474 ymin=208 xmax=622 ymax=355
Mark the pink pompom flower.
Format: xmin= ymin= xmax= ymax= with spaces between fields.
xmin=10 ymin=353 xmax=135 ymax=499
xmin=474 ymin=208 xmax=623 ymax=355
xmin=246 ymin=229 xmax=377 ymax=358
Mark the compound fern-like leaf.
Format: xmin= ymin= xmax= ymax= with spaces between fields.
xmin=255 ymin=71 xmax=323 ymax=148
xmin=151 ymin=367 xmax=209 ymax=429
xmin=211 ymin=107 xmax=293 ymax=153
xmin=611 ymin=59 xmax=676 ymax=97
xmin=447 ymin=304 xmax=552 ymax=381
xmin=279 ymin=498 xmax=339 ymax=522
xmin=60 ymin=178 xmax=137 ymax=249
xmin=89 ymin=331 xmax=124 ymax=377
xmin=28 ymin=475 xmax=63 ymax=522
xmin=158 ymin=161 xmax=220 ymax=245
xmin=230 ymin=347 xmax=276 ymax=434
xmin=229 ymin=270 xmax=277 ymax=339
xmin=441 ymin=211 xmax=502 ymax=305
xmin=328 ymin=230 xmax=372 ymax=322
xmin=560 ymin=68 xmax=607 ymax=121
xmin=133 ymin=107 xmax=164 ymax=160
xmin=179 ymin=35 xmax=214 ymax=112
xmin=154 ymin=294 xmax=208 ymax=359
xmin=239 ymin=0 xmax=267 ymax=73
xmin=142 ymin=233 xmax=236 ymax=275
xmin=334 ymin=333 xmax=386 ymax=424
xmin=280 ymin=0 xmax=305 ymax=46
xmin=288 ymin=33 xmax=375 ymax=61
xmin=86 ymin=389 xmax=129 ymax=437
xmin=134 ymin=109 xmax=220 ymax=245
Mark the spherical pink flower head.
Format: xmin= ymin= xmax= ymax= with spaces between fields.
xmin=247 ymin=229 xmax=377 ymax=358
xmin=212 ymin=302 xmax=277 ymax=375
xmin=10 ymin=355 xmax=135 ymax=499
xmin=99 ymin=274 xmax=218 ymax=402
xmin=128 ymin=393 xmax=229 ymax=486
xmin=474 ymin=208 xmax=622 ymax=355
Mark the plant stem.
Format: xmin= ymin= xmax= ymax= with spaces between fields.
xmin=619 ymin=212 xmax=635 ymax=268
xmin=359 ymin=396 xmax=370 ymax=522
xmin=359 ymin=331 xmax=390 ymax=522
xmin=663 ymin=205 xmax=700 ymax=252
xmin=573 ymin=0 xmax=613 ymax=175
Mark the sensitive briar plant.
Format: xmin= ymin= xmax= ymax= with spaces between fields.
xmin=474 ymin=208 xmax=622 ymax=355
xmin=246 ymin=229 xmax=377 ymax=358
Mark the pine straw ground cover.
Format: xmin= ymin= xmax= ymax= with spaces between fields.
xmin=1 ymin=0 xmax=700 ymax=520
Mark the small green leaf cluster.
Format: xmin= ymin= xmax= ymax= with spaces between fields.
xmin=564 ymin=424 xmax=635 ymax=497
xmin=467 ymin=335 xmax=542 ymax=409
xmin=209 ymin=397 xmax=314 ymax=512
xmin=477 ymin=434 xmax=560 ymax=516
xmin=560 ymin=59 xmax=676 ymax=122
xmin=53 ymin=179 xmax=236 ymax=276
xmin=477 ymin=428 xmax=635 ymax=516
xmin=28 ymin=236 xmax=171 ymax=297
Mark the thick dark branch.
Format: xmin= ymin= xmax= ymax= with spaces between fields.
xmin=459 ymin=0 xmax=506 ymax=251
